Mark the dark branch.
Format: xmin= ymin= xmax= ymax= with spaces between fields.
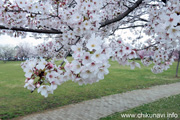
xmin=136 ymin=42 xmax=160 ymax=51
xmin=0 ymin=25 xmax=63 ymax=34
xmin=55 ymin=45 xmax=64 ymax=52
xmin=119 ymin=24 xmax=147 ymax=29
xmin=162 ymin=0 xmax=167 ymax=4
xmin=100 ymin=0 xmax=143 ymax=28
xmin=138 ymin=18 xmax=149 ymax=22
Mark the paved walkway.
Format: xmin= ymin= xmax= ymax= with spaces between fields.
xmin=18 ymin=82 xmax=180 ymax=120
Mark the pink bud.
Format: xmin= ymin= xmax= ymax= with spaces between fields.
xmin=36 ymin=84 xmax=40 ymax=88
xmin=25 ymin=79 xmax=28 ymax=83
xmin=50 ymin=63 xmax=53 ymax=68
xmin=47 ymin=62 xmax=54 ymax=69
xmin=51 ymin=81 xmax=55 ymax=85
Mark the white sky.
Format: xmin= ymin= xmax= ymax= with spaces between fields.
xmin=0 ymin=35 xmax=45 ymax=47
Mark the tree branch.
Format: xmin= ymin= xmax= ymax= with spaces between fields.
xmin=119 ymin=24 xmax=147 ymax=29
xmin=100 ymin=0 xmax=143 ymax=28
xmin=0 ymin=25 xmax=63 ymax=34
xmin=55 ymin=45 xmax=64 ymax=52
xmin=161 ymin=0 xmax=167 ymax=4
xmin=136 ymin=42 xmax=160 ymax=51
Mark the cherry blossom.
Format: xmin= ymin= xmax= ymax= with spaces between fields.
xmin=37 ymin=85 xmax=52 ymax=98
xmin=86 ymin=34 xmax=102 ymax=51
xmin=24 ymin=79 xmax=35 ymax=91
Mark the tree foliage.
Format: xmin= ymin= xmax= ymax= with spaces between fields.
xmin=0 ymin=45 xmax=14 ymax=59
xmin=16 ymin=42 xmax=37 ymax=59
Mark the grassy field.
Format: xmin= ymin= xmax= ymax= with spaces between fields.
xmin=100 ymin=94 xmax=180 ymax=120
xmin=0 ymin=60 xmax=180 ymax=119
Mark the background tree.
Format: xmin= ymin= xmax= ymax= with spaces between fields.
xmin=0 ymin=45 xmax=15 ymax=61
xmin=0 ymin=45 xmax=3 ymax=59
xmin=16 ymin=42 xmax=37 ymax=60
xmin=174 ymin=50 xmax=180 ymax=77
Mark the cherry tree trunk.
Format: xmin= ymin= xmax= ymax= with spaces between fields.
xmin=175 ymin=51 xmax=180 ymax=77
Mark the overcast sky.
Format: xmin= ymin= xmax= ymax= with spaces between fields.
xmin=0 ymin=35 xmax=45 ymax=47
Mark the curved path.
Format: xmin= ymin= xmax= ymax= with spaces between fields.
xmin=18 ymin=82 xmax=180 ymax=120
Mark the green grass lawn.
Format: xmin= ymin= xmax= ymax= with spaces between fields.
xmin=0 ymin=60 xmax=180 ymax=119
xmin=100 ymin=94 xmax=180 ymax=120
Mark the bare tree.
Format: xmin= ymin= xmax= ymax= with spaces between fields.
xmin=16 ymin=42 xmax=37 ymax=60
xmin=0 ymin=45 xmax=15 ymax=61
xmin=175 ymin=51 xmax=180 ymax=77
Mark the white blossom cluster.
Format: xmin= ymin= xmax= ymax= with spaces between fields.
xmin=21 ymin=58 xmax=65 ymax=97
xmin=144 ymin=0 xmax=180 ymax=73
xmin=69 ymin=34 xmax=111 ymax=85
xmin=21 ymin=34 xmax=112 ymax=97
xmin=110 ymin=37 xmax=141 ymax=69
